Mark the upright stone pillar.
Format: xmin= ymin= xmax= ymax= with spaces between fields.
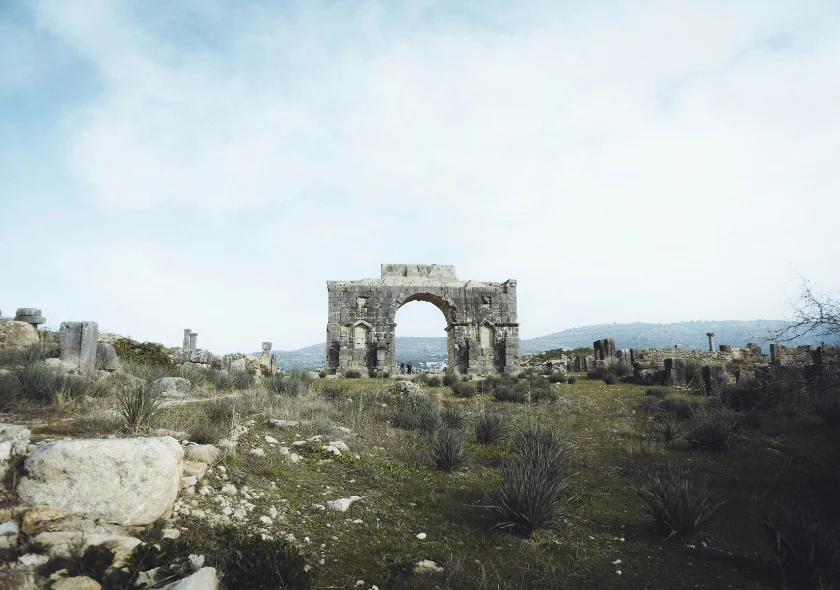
xmin=183 ymin=329 xmax=192 ymax=351
xmin=261 ymin=342 xmax=273 ymax=372
xmin=189 ymin=333 xmax=198 ymax=351
xmin=59 ymin=321 xmax=99 ymax=375
xmin=706 ymin=333 xmax=715 ymax=352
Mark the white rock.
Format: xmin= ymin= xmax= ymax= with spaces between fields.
xmin=326 ymin=496 xmax=361 ymax=512
xmin=232 ymin=507 xmax=246 ymax=520
xmin=135 ymin=568 xmax=164 ymax=587
xmin=289 ymin=453 xmax=301 ymax=463
xmin=268 ymin=419 xmax=300 ymax=427
xmin=32 ymin=531 xmax=141 ymax=564
xmin=221 ymin=483 xmax=237 ymax=495
xmin=18 ymin=436 xmax=183 ymax=526
xmin=292 ymin=440 xmax=306 ymax=447
xmin=322 ymin=445 xmax=342 ymax=456
xmin=416 ymin=532 xmax=427 ymax=540
xmin=329 ymin=440 xmax=350 ymax=452
xmin=248 ymin=448 xmax=265 ymax=457
xmin=52 ymin=576 xmax=101 ymax=590
xmin=185 ymin=445 xmax=220 ymax=465
xmin=162 ymin=528 xmax=181 ymax=540
xmin=183 ymin=460 xmax=208 ymax=480
xmin=0 ymin=319 xmax=39 ymax=349
xmin=268 ymin=506 xmax=278 ymax=519
xmin=181 ymin=475 xmax=198 ymax=489
xmin=264 ymin=436 xmax=279 ymax=444
xmin=18 ymin=553 xmax=51 ymax=567
xmin=414 ymin=559 xmax=444 ymax=574
xmin=259 ymin=516 xmax=272 ymax=525
xmin=160 ymin=567 xmax=218 ymax=590
xmin=188 ymin=554 xmax=205 ymax=571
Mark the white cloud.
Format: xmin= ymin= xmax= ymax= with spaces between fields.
xmin=5 ymin=0 xmax=838 ymax=351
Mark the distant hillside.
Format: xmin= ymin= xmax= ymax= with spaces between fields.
xmin=270 ymin=320 xmax=826 ymax=371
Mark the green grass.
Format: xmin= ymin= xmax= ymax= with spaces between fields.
xmin=11 ymin=372 xmax=840 ymax=589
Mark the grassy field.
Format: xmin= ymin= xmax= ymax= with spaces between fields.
xmin=11 ymin=370 xmax=840 ymax=589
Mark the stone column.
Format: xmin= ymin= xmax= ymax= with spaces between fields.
xmin=706 ymin=333 xmax=715 ymax=352
xmin=183 ymin=329 xmax=192 ymax=351
xmin=189 ymin=333 xmax=198 ymax=351
xmin=261 ymin=342 xmax=273 ymax=372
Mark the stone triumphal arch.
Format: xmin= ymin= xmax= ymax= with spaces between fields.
xmin=326 ymin=264 xmax=520 ymax=375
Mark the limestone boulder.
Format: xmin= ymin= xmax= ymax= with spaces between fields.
xmin=18 ymin=437 xmax=183 ymax=526
xmin=51 ymin=576 xmax=101 ymax=590
xmin=95 ymin=343 xmax=120 ymax=371
xmin=160 ymin=567 xmax=218 ymax=590
xmin=0 ymin=320 xmax=39 ymax=350
xmin=152 ymin=377 xmax=191 ymax=398
xmin=43 ymin=358 xmax=79 ymax=374
xmin=185 ymin=444 xmax=220 ymax=465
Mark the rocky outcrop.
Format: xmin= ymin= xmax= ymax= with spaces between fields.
xmin=184 ymin=445 xmax=220 ymax=465
xmin=0 ymin=319 xmax=39 ymax=350
xmin=152 ymin=377 xmax=192 ymax=398
xmin=95 ymin=343 xmax=119 ymax=371
xmin=18 ymin=437 xmax=183 ymax=526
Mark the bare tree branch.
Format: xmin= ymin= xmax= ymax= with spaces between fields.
xmin=772 ymin=277 xmax=840 ymax=344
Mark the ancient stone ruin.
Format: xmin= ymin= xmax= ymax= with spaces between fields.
xmin=14 ymin=308 xmax=45 ymax=330
xmin=58 ymin=321 xmax=99 ymax=375
xmin=326 ymin=264 xmax=520 ymax=375
xmin=261 ymin=342 xmax=276 ymax=373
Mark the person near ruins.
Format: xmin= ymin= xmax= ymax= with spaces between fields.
xmin=407 ymin=362 xmax=413 ymax=375
xmin=400 ymin=363 xmax=406 ymax=375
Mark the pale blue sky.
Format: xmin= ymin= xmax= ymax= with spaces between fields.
xmin=2 ymin=0 xmax=839 ymax=353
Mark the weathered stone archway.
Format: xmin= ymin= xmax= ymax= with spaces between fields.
xmin=326 ymin=264 xmax=519 ymax=375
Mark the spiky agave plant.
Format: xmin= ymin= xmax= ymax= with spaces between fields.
xmin=635 ymin=462 xmax=723 ymax=543
xmin=119 ymin=383 xmax=162 ymax=433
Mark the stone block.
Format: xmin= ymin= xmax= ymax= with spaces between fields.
xmin=58 ymin=321 xmax=99 ymax=375
xmin=95 ymin=343 xmax=119 ymax=371
xmin=719 ymin=345 xmax=733 ymax=353
xmin=701 ymin=365 xmax=728 ymax=393
xmin=663 ymin=358 xmax=687 ymax=371
xmin=663 ymin=367 xmax=686 ymax=386
xmin=262 ymin=342 xmax=272 ymax=351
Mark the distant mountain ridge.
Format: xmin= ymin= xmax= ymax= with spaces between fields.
xmin=270 ymin=320 xmax=821 ymax=371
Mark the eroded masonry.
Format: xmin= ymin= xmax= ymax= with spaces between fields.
xmin=326 ymin=264 xmax=520 ymax=375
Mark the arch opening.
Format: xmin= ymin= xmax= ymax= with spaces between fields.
xmin=393 ymin=295 xmax=452 ymax=373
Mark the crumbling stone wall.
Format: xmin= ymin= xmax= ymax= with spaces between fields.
xmin=770 ymin=344 xmax=814 ymax=366
xmin=326 ymin=264 xmax=520 ymax=375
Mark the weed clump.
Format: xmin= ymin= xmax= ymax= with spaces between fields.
xmin=646 ymin=386 xmax=670 ymax=398
xmin=488 ymin=426 xmax=574 ymax=535
xmin=230 ymin=369 xmax=254 ymax=390
xmin=451 ymin=381 xmax=476 ymax=398
xmin=761 ymin=498 xmax=840 ymax=590
xmin=266 ymin=371 xmax=310 ymax=396
xmin=660 ymin=398 xmax=694 ymax=420
xmin=635 ymin=462 xmax=723 ymax=543
xmin=344 ymin=369 xmax=362 ymax=379
xmin=113 ymin=337 xmax=173 ymax=369
xmin=119 ymin=383 xmax=162 ymax=433
xmin=441 ymin=407 xmax=465 ymax=429
xmin=547 ymin=373 xmax=568 ymax=384
xmin=430 ymin=427 xmax=467 ymax=471
xmin=685 ymin=411 xmax=742 ymax=452
xmin=391 ymin=395 xmax=439 ymax=433
xmin=567 ymin=376 xmax=577 ymax=385
xmin=652 ymin=413 xmax=680 ymax=442
xmin=602 ymin=373 xmax=618 ymax=385
xmin=475 ymin=412 xmax=507 ymax=445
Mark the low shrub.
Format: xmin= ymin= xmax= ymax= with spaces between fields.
xmin=475 ymin=412 xmax=507 ymax=445
xmin=391 ymin=395 xmax=439 ymax=433
xmin=635 ymin=462 xmax=723 ymax=543
xmin=318 ymin=369 xmax=327 ymax=378
xmin=494 ymin=382 xmax=527 ymax=403
xmin=425 ymin=375 xmax=442 ymax=387
xmin=489 ymin=426 xmax=574 ymax=535
xmin=587 ymin=370 xmax=601 ymax=380
xmin=451 ymin=381 xmax=477 ymax=398
xmin=477 ymin=375 xmax=501 ymax=394
xmin=685 ymin=411 xmax=742 ymax=452
xmin=123 ymin=360 xmax=172 ymax=384
xmin=609 ymin=360 xmax=633 ymax=378
xmin=530 ymin=383 xmax=558 ymax=402
xmin=760 ymin=498 xmax=840 ymax=590
xmin=660 ymin=398 xmax=694 ymax=420
xmin=735 ymin=410 xmax=763 ymax=431
xmin=567 ymin=376 xmax=577 ymax=385
xmin=119 ymin=383 xmax=162 ymax=433
xmin=344 ymin=369 xmax=362 ymax=379
xmin=653 ymin=413 xmax=680 ymax=442
xmin=442 ymin=369 xmax=457 ymax=387
xmin=602 ymin=373 xmax=618 ymax=385
xmin=113 ymin=337 xmax=173 ymax=369
xmin=646 ymin=386 xmax=670 ymax=398
xmin=230 ymin=370 xmax=253 ymax=390
xmin=321 ymin=385 xmax=344 ymax=401
xmin=0 ymin=374 xmax=20 ymax=411
xmin=430 ymin=427 xmax=466 ymax=471
xmin=265 ymin=373 xmax=307 ymax=397
xmin=178 ymin=364 xmax=213 ymax=387
xmin=639 ymin=396 xmax=663 ymax=413
xmin=548 ymin=373 xmax=568 ymax=384
xmin=441 ymin=407 xmax=465 ymax=429
xmin=814 ymin=387 xmax=840 ymax=425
